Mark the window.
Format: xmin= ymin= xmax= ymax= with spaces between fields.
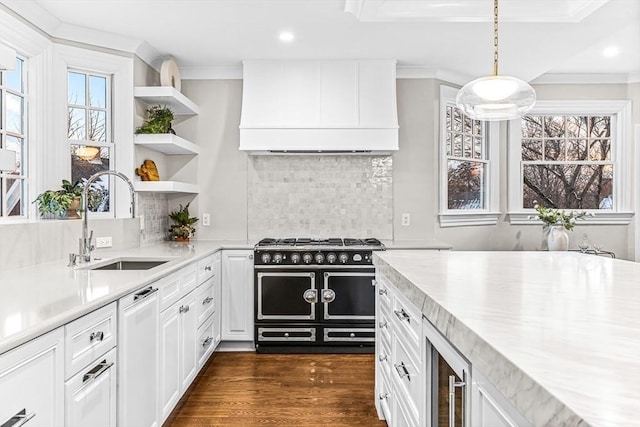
xmin=0 ymin=56 xmax=26 ymax=219
xmin=439 ymin=85 xmax=499 ymax=227
xmin=508 ymin=100 xmax=633 ymax=225
xmin=67 ymin=70 xmax=111 ymax=212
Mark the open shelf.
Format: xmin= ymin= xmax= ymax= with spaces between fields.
xmin=134 ymin=86 xmax=199 ymax=115
xmin=134 ymin=134 xmax=200 ymax=155
xmin=134 ymin=181 xmax=200 ymax=194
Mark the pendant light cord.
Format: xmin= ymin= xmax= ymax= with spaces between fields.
xmin=493 ymin=0 xmax=499 ymax=76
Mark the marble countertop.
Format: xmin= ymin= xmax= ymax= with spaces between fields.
xmin=0 ymin=240 xmax=253 ymax=354
xmin=373 ymin=250 xmax=640 ymax=427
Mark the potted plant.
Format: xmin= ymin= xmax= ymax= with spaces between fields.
xmin=168 ymin=203 xmax=199 ymax=242
xmin=136 ymin=105 xmax=175 ymax=134
xmin=33 ymin=179 xmax=83 ymax=219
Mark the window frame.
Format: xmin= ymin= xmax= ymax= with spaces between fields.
xmin=439 ymin=85 xmax=500 ymax=227
xmin=507 ymin=100 xmax=634 ymax=225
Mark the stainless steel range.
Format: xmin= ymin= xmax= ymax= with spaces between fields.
xmin=254 ymin=238 xmax=385 ymax=353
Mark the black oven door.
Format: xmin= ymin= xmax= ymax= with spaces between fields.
xmin=256 ymin=271 xmax=317 ymax=321
xmin=322 ymin=270 xmax=375 ymax=321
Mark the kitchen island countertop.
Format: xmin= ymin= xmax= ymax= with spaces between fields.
xmin=373 ymin=250 xmax=640 ymax=427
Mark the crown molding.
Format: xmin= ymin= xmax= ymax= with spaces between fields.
xmin=531 ymin=72 xmax=638 ymax=85
xmin=396 ymin=66 xmax=471 ymax=85
xmin=135 ymin=41 xmax=163 ymax=72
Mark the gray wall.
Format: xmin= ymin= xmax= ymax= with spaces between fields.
xmin=173 ymin=78 xmax=638 ymax=260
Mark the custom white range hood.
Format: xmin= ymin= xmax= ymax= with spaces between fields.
xmin=239 ymin=60 xmax=398 ymax=154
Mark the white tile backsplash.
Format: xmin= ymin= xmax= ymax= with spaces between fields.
xmin=248 ymin=155 xmax=393 ymax=240
xmin=138 ymin=193 xmax=169 ymax=245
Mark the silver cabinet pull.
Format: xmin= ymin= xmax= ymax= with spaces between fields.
xmin=179 ymin=305 xmax=190 ymax=314
xmin=1 ymin=409 xmax=36 ymax=427
xmin=378 ymin=354 xmax=388 ymax=362
xmin=89 ymin=331 xmax=104 ymax=342
xmin=394 ymin=308 xmax=411 ymax=323
xmin=394 ymin=362 xmax=410 ymax=380
xmin=378 ymin=321 xmax=388 ymax=329
xmin=321 ymin=289 xmax=336 ymax=303
xmin=248 ymin=254 xmax=253 ymax=260
xmin=133 ymin=286 xmax=158 ymax=301
xmin=204 ymin=266 xmax=212 ymax=271
xmin=378 ymin=393 xmax=389 ymax=401
xmin=202 ymin=337 xmax=213 ymax=347
xmin=303 ymin=289 xmax=318 ymax=303
xmin=448 ymin=374 xmax=466 ymax=427
xmin=82 ymin=359 xmax=114 ymax=384
xmin=378 ymin=288 xmax=388 ymax=295
xmin=202 ymin=296 xmax=213 ymax=305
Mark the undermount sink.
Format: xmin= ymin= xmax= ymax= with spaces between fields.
xmin=82 ymin=258 xmax=171 ymax=271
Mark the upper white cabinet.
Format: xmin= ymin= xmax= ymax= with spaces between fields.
xmin=134 ymin=86 xmax=200 ymax=195
xmin=240 ymin=59 xmax=398 ymax=153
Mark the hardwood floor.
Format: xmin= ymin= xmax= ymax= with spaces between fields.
xmin=165 ymin=352 xmax=386 ymax=426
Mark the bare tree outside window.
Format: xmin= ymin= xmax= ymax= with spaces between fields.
xmin=521 ymin=115 xmax=613 ymax=210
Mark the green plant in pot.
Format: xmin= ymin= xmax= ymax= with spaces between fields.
xmin=33 ymin=179 xmax=83 ymax=219
xmin=136 ymin=105 xmax=175 ymax=134
xmin=168 ymin=203 xmax=199 ymax=242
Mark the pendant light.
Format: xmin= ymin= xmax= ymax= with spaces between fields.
xmin=456 ymin=0 xmax=535 ymax=121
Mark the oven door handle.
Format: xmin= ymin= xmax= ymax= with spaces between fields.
xmin=303 ymin=289 xmax=318 ymax=303
xmin=321 ymin=289 xmax=336 ymax=303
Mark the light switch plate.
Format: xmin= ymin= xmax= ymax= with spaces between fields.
xmin=202 ymin=213 xmax=211 ymax=226
xmin=96 ymin=236 xmax=113 ymax=248
xmin=401 ymin=213 xmax=410 ymax=226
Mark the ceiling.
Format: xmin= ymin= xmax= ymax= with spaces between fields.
xmin=2 ymin=0 xmax=638 ymax=83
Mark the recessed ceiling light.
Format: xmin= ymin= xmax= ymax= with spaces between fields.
xmin=279 ymin=32 xmax=295 ymax=42
xmin=603 ymin=46 xmax=619 ymax=57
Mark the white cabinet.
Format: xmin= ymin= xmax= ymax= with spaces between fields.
xmin=159 ymin=298 xmax=181 ymax=422
xmin=0 ymin=329 xmax=64 ymax=427
xmin=471 ymin=370 xmax=533 ymax=427
xmin=64 ymin=348 xmax=117 ymax=427
xmin=118 ymin=285 xmax=160 ymax=427
xmin=221 ymin=250 xmax=254 ymax=341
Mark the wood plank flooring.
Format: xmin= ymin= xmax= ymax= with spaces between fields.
xmin=165 ymin=352 xmax=386 ymax=426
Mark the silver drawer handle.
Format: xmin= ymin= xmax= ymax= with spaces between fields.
xmin=378 ymin=354 xmax=388 ymax=362
xmin=378 ymin=393 xmax=389 ymax=401
xmin=394 ymin=309 xmax=411 ymax=323
xmin=1 ymin=409 xmax=36 ymax=427
xmin=394 ymin=362 xmax=410 ymax=380
xmin=133 ymin=286 xmax=158 ymax=301
xmin=82 ymin=359 xmax=114 ymax=384
xmin=204 ymin=266 xmax=212 ymax=271
xmin=378 ymin=288 xmax=388 ymax=295
xmin=202 ymin=337 xmax=213 ymax=347
xmin=89 ymin=331 xmax=104 ymax=342
xmin=179 ymin=305 xmax=190 ymax=314
xmin=378 ymin=321 xmax=388 ymax=329
xmin=202 ymin=296 xmax=214 ymax=305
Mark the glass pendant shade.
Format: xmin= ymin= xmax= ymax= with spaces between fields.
xmin=456 ymin=75 xmax=536 ymax=121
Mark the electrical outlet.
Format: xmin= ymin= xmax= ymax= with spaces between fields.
xmin=401 ymin=213 xmax=411 ymax=226
xmin=139 ymin=215 xmax=145 ymax=231
xmin=96 ymin=236 xmax=113 ymax=248
xmin=202 ymin=213 xmax=211 ymax=227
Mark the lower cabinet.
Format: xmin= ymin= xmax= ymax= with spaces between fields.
xmin=65 ymin=348 xmax=117 ymax=427
xmin=221 ymin=250 xmax=254 ymax=341
xmin=375 ymin=272 xmax=532 ymax=427
xmin=0 ymin=328 xmax=65 ymax=427
xmin=118 ymin=285 xmax=160 ymax=427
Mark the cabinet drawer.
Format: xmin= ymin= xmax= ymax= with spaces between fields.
xmin=391 ymin=290 xmax=421 ymax=351
xmin=376 ymin=276 xmax=392 ymax=312
xmin=376 ymin=372 xmax=392 ymax=423
xmin=181 ymin=263 xmax=198 ymax=296
xmin=64 ymin=302 xmax=117 ymax=378
xmin=197 ymin=314 xmax=216 ymax=370
xmin=378 ymin=303 xmax=392 ymax=350
xmin=65 ymin=348 xmax=117 ymax=427
xmin=195 ymin=277 xmax=215 ymax=328
xmin=197 ymin=254 xmax=216 ymax=284
xmin=393 ymin=378 xmax=419 ymax=427
xmin=377 ymin=334 xmax=392 ymax=382
xmin=392 ymin=332 xmax=421 ymax=422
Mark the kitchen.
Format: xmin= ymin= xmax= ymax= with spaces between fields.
xmin=0 ymin=0 xmax=639 ymax=426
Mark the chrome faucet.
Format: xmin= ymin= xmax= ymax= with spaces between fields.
xmin=78 ymin=170 xmax=136 ymax=263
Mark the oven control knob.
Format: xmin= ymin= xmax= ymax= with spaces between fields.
xmin=291 ymin=253 xmax=301 ymax=264
xmin=261 ymin=253 xmax=271 ymax=264
xmin=273 ymin=253 xmax=283 ymax=264
xmin=326 ymin=253 xmax=337 ymax=264
xmin=339 ymin=252 xmax=349 ymax=264
xmin=303 ymin=253 xmax=313 ymax=264
xmin=315 ymin=253 xmax=325 ymax=264
xmin=353 ymin=253 xmax=363 ymax=262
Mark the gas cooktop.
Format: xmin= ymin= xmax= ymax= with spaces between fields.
xmin=256 ymin=238 xmax=383 ymax=248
